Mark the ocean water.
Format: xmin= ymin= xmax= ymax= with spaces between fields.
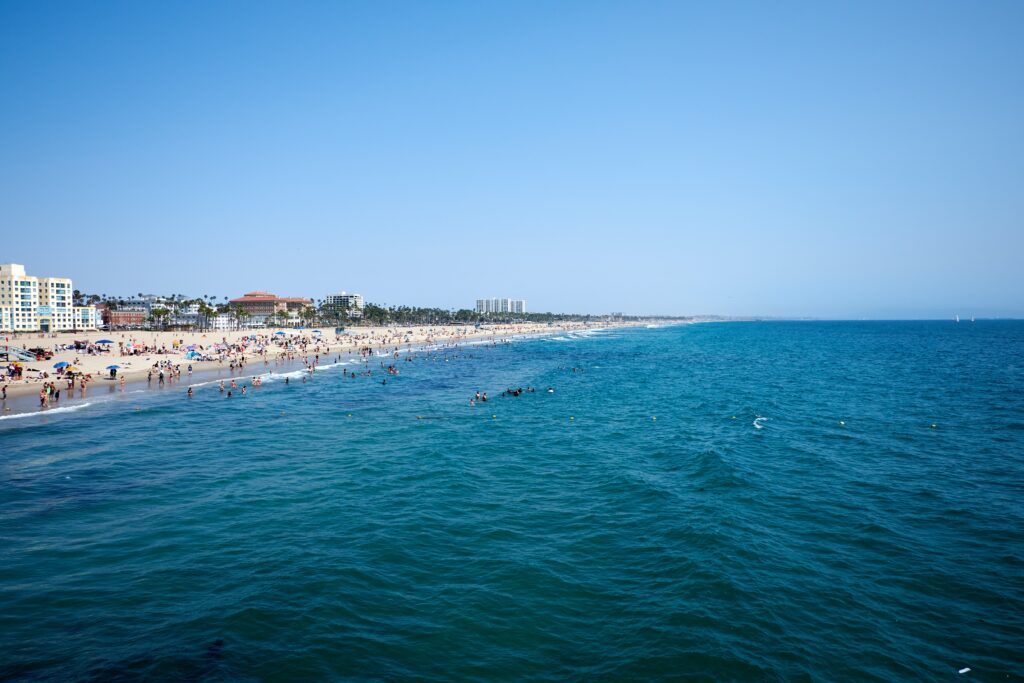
xmin=1 ymin=321 xmax=1022 ymax=681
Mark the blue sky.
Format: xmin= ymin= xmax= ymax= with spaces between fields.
xmin=1 ymin=1 xmax=1021 ymax=317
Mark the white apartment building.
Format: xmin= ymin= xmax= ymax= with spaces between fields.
xmin=0 ymin=263 xmax=99 ymax=332
xmin=475 ymin=298 xmax=527 ymax=315
xmin=210 ymin=314 xmax=237 ymax=331
xmin=72 ymin=306 xmax=100 ymax=330
xmin=324 ymin=291 xmax=364 ymax=317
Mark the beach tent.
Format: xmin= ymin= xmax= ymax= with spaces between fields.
xmin=184 ymin=351 xmax=201 ymax=359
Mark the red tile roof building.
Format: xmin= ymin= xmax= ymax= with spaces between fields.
xmin=229 ymin=291 xmax=313 ymax=316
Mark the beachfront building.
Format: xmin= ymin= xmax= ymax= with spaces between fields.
xmin=210 ymin=314 xmax=236 ymax=331
xmin=97 ymin=305 xmax=147 ymax=329
xmin=323 ymin=291 xmax=364 ymax=318
xmin=0 ymin=263 xmax=99 ymax=332
xmin=475 ymin=298 xmax=527 ymax=315
xmin=169 ymin=303 xmax=201 ymax=327
xmin=73 ymin=306 xmax=100 ymax=330
xmin=229 ymin=291 xmax=313 ymax=325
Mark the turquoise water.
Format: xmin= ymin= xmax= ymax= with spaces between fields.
xmin=2 ymin=322 xmax=1022 ymax=681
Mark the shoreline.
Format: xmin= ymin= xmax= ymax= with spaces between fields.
xmin=1 ymin=321 xmax=674 ymax=418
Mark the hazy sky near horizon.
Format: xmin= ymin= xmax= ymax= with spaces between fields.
xmin=2 ymin=1 xmax=1022 ymax=318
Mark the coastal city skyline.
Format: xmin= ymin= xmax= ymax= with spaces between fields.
xmin=4 ymin=256 xmax=1020 ymax=325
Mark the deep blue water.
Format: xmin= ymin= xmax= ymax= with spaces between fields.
xmin=1 ymin=321 xmax=1022 ymax=681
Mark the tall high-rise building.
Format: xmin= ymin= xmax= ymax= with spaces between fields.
xmin=0 ymin=263 xmax=98 ymax=332
xmin=324 ymin=291 xmax=365 ymax=317
xmin=475 ymin=298 xmax=527 ymax=314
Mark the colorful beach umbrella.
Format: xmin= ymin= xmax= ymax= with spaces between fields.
xmin=53 ymin=361 xmax=69 ymax=368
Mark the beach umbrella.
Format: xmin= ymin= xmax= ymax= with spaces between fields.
xmin=186 ymin=344 xmax=196 ymax=350
xmin=275 ymin=331 xmax=285 ymax=335
xmin=185 ymin=351 xmax=200 ymax=359
xmin=106 ymin=365 xmax=121 ymax=369
xmin=95 ymin=339 xmax=114 ymax=344
xmin=53 ymin=361 xmax=69 ymax=368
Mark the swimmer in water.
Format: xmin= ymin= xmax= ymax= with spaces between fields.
xmin=187 ymin=387 xmax=193 ymax=397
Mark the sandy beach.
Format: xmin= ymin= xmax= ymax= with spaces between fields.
xmin=1 ymin=322 xmax=638 ymax=409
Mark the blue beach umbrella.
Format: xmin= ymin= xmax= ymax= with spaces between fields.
xmin=106 ymin=365 xmax=121 ymax=369
xmin=53 ymin=361 xmax=69 ymax=368
xmin=275 ymin=331 xmax=285 ymax=335
xmin=95 ymin=339 xmax=114 ymax=344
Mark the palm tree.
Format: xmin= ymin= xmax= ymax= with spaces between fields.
xmin=197 ymin=301 xmax=216 ymax=331
xmin=150 ymin=307 xmax=171 ymax=330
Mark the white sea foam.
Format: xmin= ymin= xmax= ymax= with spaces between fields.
xmin=0 ymin=402 xmax=93 ymax=421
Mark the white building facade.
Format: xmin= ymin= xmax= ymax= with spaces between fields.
xmin=475 ymin=298 xmax=527 ymax=315
xmin=324 ymin=291 xmax=365 ymax=317
xmin=0 ymin=263 xmax=99 ymax=332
